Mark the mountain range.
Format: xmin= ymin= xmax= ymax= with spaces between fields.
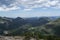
xmin=0 ymin=16 xmax=60 ymax=36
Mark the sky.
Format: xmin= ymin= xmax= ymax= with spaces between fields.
xmin=0 ymin=0 xmax=60 ymax=18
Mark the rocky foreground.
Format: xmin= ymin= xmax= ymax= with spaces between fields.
xmin=0 ymin=36 xmax=44 ymax=40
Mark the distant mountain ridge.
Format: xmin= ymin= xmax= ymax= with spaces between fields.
xmin=0 ymin=16 xmax=60 ymax=36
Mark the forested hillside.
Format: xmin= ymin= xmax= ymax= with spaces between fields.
xmin=0 ymin=16 xmax=60 ymax=37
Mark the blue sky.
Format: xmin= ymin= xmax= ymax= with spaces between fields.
xmin=0 ymin=0 xmax=60 ymax=18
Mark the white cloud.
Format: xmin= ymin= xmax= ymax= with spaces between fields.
xmin=0 ymin=5 xmax=20 ymax=11
xmin=16 ymin=0 xmax=60 ymax=10
xmin=24 ymin=8 xmax=32 ymax=11
xmin=0 ymin=0 xmax=60 ymax=11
